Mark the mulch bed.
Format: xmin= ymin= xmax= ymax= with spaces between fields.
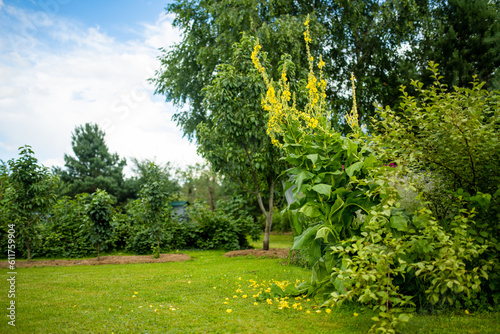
xmin=223 ymin=248 xmax=290 ymax=259
xmin=0 ymin=253 xmax=191 ymax=268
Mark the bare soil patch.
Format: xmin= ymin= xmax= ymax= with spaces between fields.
xmin=0 ymin=253 xmax=191 ymax=268
xmin=224 ymin=248 xmax=290 ymax=259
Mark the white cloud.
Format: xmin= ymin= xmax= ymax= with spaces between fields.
xmin=0 ymin=5 xmax=203 ymax=176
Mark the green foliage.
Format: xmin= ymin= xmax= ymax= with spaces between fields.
xmin=417 ymin=0 xmax=500 ymax=90
xmin=176 ymin=163 xmax=222 ymax=210
xmin=36 ymin=194 xmax=94 ymax=258
xmin=85 ymin=189 xmax=115 ymax=260
xmin=373 ymin=63 xmax=500 ymax=306
xmin=57 ymin=123 xmax=127 ymax=202
xmin=114 ymin=196 xmax=259 ymax=254
xmin=271 ymin=209 xmax=292 ymax=233
xmin=374 ymin=62 xmax=500 ymax=197
xmin=139 ymin=162 xmax=175 ymax=253
xmin=190 ymin=196 xmax=261 ymax=251
xmin=4 ymin=146 xmax=58 ymax=261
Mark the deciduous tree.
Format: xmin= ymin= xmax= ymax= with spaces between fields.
xmin=5 ymin=146 xmax=58 ymax=262
xmin=86 ymin=189 xmax=114 ymax=261
xmin=139 ymin=162 xmax=175 ymax=254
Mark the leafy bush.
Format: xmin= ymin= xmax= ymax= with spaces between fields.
xmin=36 ymin=194 xmax=94 ymax=258
xmin=373 ymin=63 xmax=500 ymax=307
xmin=190 ymin=196 xmax=261 ymax=251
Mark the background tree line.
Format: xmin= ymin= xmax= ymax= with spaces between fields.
xmin=0 ymin=122 xmax=272 ymax=261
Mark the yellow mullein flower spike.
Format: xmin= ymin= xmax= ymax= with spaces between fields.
xmin=345 ymin=72 xmax=359 ymax=129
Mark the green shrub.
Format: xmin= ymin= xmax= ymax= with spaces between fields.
xmin=36 ymin=194 xmax=94 ymax=258
xmin=190 ymin=197 xmax=260 ymax=251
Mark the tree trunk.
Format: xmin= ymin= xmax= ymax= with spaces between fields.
xmin=157 ymin=237 xmax=160 ymax=258
xmin=27 ymin=243 xmax=31 ymax=264
xmin=97 ymin=244 xmax=100 ymax=261
xmin=207 ymin=184 xmax=215 ymax=211
xmin=262 ymin=179 xmax=275 ymax=251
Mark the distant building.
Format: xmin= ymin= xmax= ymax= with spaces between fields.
xmin=170 ymin=201 xmax=190 ymax=222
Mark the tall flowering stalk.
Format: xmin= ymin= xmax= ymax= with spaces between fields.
xmin=251 ymin=15 xmax=334 ymax=148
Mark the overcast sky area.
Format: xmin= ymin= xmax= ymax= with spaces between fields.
xmin=0 ymin=0 xmax=204 ymax=176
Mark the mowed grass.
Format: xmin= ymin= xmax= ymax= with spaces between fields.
xmin=248 ymin=232 xmax=294 ymax=249
xmin=0 ymin=235 xmax=498 ymax=333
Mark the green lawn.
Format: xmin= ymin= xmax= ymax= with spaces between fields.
xmin=1 ymin=236 xmax=499 ymax=333
xmin=248 ymin=232 xmax=294 ymax=249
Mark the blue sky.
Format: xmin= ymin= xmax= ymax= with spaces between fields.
xmin=0 ymin=0 xmax=203 ymax=175
xmin=6 ymin=0 xmax=174 ymax=42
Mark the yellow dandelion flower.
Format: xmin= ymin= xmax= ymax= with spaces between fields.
xmin=326 ymin=308 xmax=331 ymax=314
xmin=226 ymin=309 xmax=232 ymax=313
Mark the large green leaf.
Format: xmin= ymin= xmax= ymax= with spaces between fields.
xmin=299 ymin=203 xmax=322 ymax=218
xmin=315 ymin=226 xmax=333 ymax=242
xmin=291 ymin=210 xmax=302 ymax=235
xmin=306 ymin=154 xmax=318 ymax=165
xmin=295 ymin=170 xmax=315 ymax=192
xmin=328 ymin=195 xmax=345 ymax=222
xmin=292 ymin=225 xmax=320 ymax=250
xmin=312 ymin=184 xmax=332 ymax=197
xmin=389 ymin=215 xmax=408 ymax=231
xmin=345 ymin=161 xmax=363 ymax=177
